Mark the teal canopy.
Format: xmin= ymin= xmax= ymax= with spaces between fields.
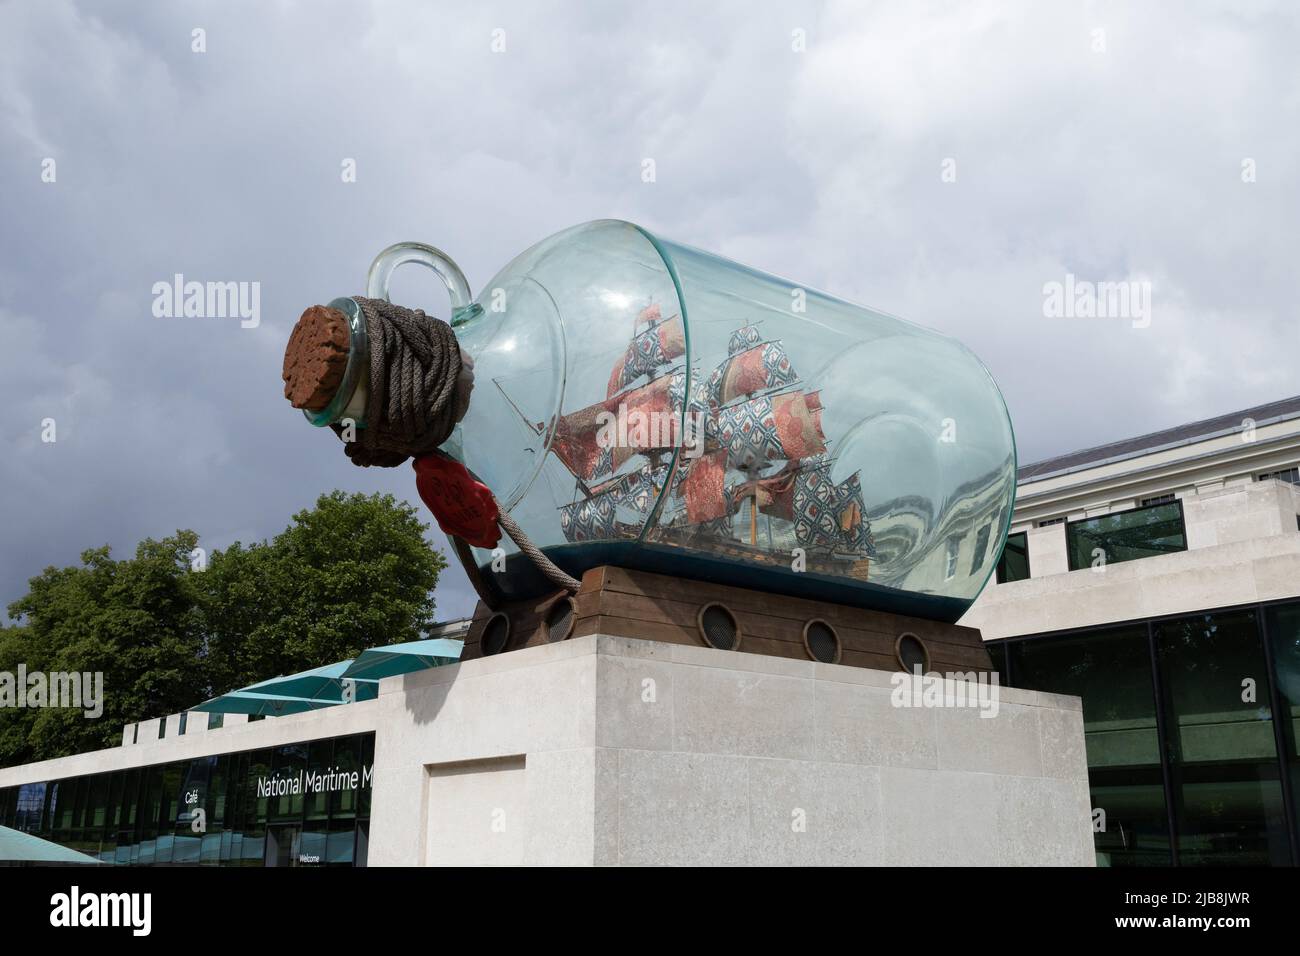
xmin=0 ymin=825 xmax=102 ymax=864
xmin=190 ymin=690 xmax=339 ymax=717
xmin=190 ymin=647 xmax=451 ymax=717
xmin=236 ymin=660 xmax=378 ymax=705
xmin=341 ymin=638 xmax=463 ymax=681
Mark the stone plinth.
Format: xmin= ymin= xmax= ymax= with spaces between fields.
xmin=367 ymin=634 xmax=1094 ymax=866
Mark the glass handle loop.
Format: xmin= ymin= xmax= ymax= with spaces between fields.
xmin=365 ymin=241 xmax=481 ymax=325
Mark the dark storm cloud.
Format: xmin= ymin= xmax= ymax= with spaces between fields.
xmin=1 ymin=0 xmax=1296 ymax=618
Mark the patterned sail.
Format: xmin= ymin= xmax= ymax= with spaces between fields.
xmin=560 ymin=463 xmax=666 ymax=542
xmin=560 ymin=493 xmax=631 ymax=542
xmin=836 ymin=473 xmax=876 ymax=555
xmin=708 ymin=390 xmax=827 ymax=471
xmin=706 ymin=340 xmax=799 ymax=407
xmin=728 ymin=325 xmax=762 ymax=356
xmin=788 ymin=461 xmax=878 ymax=555
xmin=607 ymin=312 xmax=685 ymax=397
xmin=668 ymin=370 xmax=710 ymax=430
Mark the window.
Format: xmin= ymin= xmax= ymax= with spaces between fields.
xmin=269 ymin=743 xmax=308 ymax=825
xmin=170 ymin=761 xmax=205 ymax=864
xmin=1038 ymin=516 xmax=1065 ymax=527
xmin=1140 ymin=493 xmax=1175 ymax=507
xmin=944 ymin=537 xmax=960 ymax=581
xmin=88 ymin=775 xmax=109 ymax=828
xmin=12 ymin=783 xmax=47 ymax=832
xmin=985 ymin=641 xmax=1008 ymax=679
xmin=1266 ymin=603 xmax=1300 ymax=850
xmin=970 ymin=523 xmax=992 ymax=575
xmin=208 ymin=713 xmax=224 ymax=731
xmin=1005 ymin=625 xmax=1169 ymax=866
xmin=178 ymin=713 xmax=187 ymax=736
xmin=1258 ymin=467 xmax=1299 ymax=485
xmin=1066 ymin=500 xmax=1187 ymax=571
xmin=137 ymin=765 xmax=163 ymax=864
xmin=1155 ymin=610 xmax=1290 ymax=865
xmin=995 ymin=532 xmax=1030 ymax=583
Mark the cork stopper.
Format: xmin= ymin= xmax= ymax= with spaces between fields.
xmin=282 ymin=305 xmax=351 ymax=411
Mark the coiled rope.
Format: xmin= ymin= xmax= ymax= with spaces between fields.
xmin=339 ymin=296 xmax=465 ymax=467
xmin=339 ymin=297 xmax=580 ymax=596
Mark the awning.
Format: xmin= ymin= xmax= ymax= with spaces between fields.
xmin=189 ymin=690 xmax=340 ymax=716
xmin=236 ymin=660 xmax=379 ymax=705
xmin=340 ymin=638 xmax=463 ymax=681
xmin=0 ymin=825 xmax=103 ymax=864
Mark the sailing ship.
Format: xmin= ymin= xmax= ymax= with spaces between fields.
xmin=514 ymin=303 xmax=876 ymax=578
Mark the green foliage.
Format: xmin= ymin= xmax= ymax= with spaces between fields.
xmin=2 ymin=534 xmax=205 ymax=766
xmin=0 ymin=492 xmax=445 ymax=767
xmin=199 ymin=491 xmax=446 ymax=694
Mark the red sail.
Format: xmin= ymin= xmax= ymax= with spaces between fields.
xmin=550 ymin=401 xmax=610 ymax=481
xmin=552 ymin=373 xmax=680 ymax=481
xmin=707 ymin=340 xmax=798 ymax=406
xmin=749 ymin=464 xmax=802 ymax=521
xmin=774 ymin=391 xmax=826 ymax=460
xmin=679 ymin=449 xmax=730 ymax=523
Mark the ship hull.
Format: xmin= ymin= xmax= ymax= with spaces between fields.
xmin=475 ymin=541 xmax=970 ymax=624
xmin=462 ymin=565 xmax=992 ymax=673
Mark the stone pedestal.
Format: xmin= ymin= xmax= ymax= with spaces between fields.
xmin=366 ymin=634 xmax=1094 ymax=866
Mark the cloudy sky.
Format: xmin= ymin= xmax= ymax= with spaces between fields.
xmin=1 ymin=0 xmax=1296 ymax=621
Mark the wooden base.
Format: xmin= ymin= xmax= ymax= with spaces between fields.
xmin=461 ymin=566 xmax=993 ymax=675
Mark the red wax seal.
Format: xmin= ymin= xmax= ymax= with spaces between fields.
xmin=413 ymin=453 xmax=501 ymax=549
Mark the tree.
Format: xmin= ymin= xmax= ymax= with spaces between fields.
xmin=0 ymin=492 xmax=446 ymax=767
xmin=2 ymin=533 xmax=206 ymax=765
xmin=197 ymin=491 xmax=446 ymax=694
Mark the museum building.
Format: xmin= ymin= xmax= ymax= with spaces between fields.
xmin=962 ymin=394 xmax=1300 ymax=866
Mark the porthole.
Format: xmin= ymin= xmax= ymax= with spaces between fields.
xmin=895 ymin=632 xmax=930 ymax=674
xmin=697 ymin=603 xmax=741 ymax=651
xmin=802 ymin=619 xmax=841 ymax=664
xmin=543 ymin=596 xmax=577 ymax=643
xmin=481 ymin=612 xmax=512 ymax=656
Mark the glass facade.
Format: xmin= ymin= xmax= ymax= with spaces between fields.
xmin=1266 ymin=602 xmax=1300 ymax=857
xmin=1155 ymin=611 xmax=1290 ymax=865
xmin=0 ymin=732 xmax=374 ymax=867
xmin=1008 ymin=624 xmax=1169 ymax=866
xmin=1065 ymin=500 xmax=1187 ymax=572
xmin=994 ymin=599 xmax=1300 ymax=866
